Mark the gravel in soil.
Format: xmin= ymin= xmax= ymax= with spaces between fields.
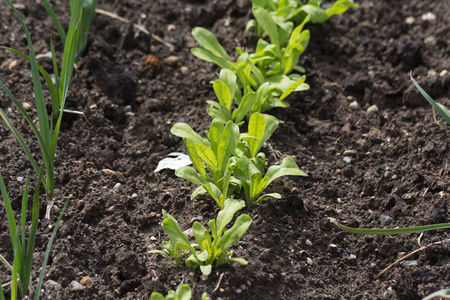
xmin=0 ymin=0 xmax=449 ymax=299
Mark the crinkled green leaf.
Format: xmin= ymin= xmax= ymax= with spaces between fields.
xmin=265 ymin=156 xmax=307 ymax=186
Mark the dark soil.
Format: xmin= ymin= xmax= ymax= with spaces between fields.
xmin=0 ymin=0 xmax=449 ymax=299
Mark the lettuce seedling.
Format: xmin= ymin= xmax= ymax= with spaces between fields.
xmin=151 ymin=284 xmax=208 ymax=300
xmin=234 ymin=156 xmax=307 ymax=205
xmin=150 ymin=199 xmax=252 ymax=275
xmin=171 ymin=119 xmax=241 ymax=208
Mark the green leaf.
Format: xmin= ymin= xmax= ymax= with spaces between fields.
xmin=279 ymin=75 xmax=307 ymax=100
xmin=213 ymin=80 xmax=233 ymax=111
xmin=195 ymin=144 xmax=218 ymax=169
xmin=192 ymin=27 xmax=230 ymax=61
xmin=175 ymin=284 xmax=192 ymax=300
xmin=265 ymin=156 xmax=307 ymax=186
xmin=150 ymin=292 xmax=165 ymax=300
xmin=160 ymin=210 xmax=196 ymax=254
xmin=254 ymin=193 xmax=282 ymax=205
xmin=184 ymin=138 xmax=207 ymax=178
xmin=191 ymin=48 xmax=231 ymax=69
xmin=191 ymin=185 xmax=207 ymax=200
xmin=233 ymin=92 xmax=257 ymax=124
xmin=200 ymin=264 xmax=212 ymax=276
xmin=325 ymin=0 xmax=359 ymax=17
xmin=230 ymin=257 xmax=248 ymax=265
xmin=171 ymin=123 xmax=210 ymax=146
xmin=202 ymin=182 xmax=224 ymax=208
xmin=175 ymin=166 xmax=206 ymax=185
xmin=217 ymin=122 xmax=240 ymax=176
xmin=247 ymin=113 xmax=266 ymax=157
xmin=193 ymin=222 xmax=211 ymax=252
xmin=234 ymin=156 xmax=261 ymax=181
xmin=337 ymin=223 xmax=450 ymax=235
xmin=301 ymin=4 xmax=329 ymax=23
xmin=219 ymin=69 xmax=238 ymax=101
xmin=216 ymin=199 xmax=246 ymax=236
xmin=253 ymin=6 xmax=280 ymax=47
xmin=411 ymin=76 xmax=450 ymax=125
xmin=217 ymin=215 xmax=252 ymax=251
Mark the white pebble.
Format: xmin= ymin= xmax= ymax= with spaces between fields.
xmin=421 ymin=12 xmax=436 ymax=22
xmin=405 ymin=16 xmax=415 ymax=24
xmin=306 ymin=257 xmax=313 ymax=265
xmin=440 ymin=70 xmax=448 ymax=77
xmin=343 ymin=156 xmax=352 ymax=164
xmin=349 ymin=254 xmax=357 ymax=259
xmin=367 ymin=104 xmax=379 ymax=114
xmin=113 ymin=183 xmax=122 ymax=191
xmin=349 ymin=101 xmax=359 ymax=110
xmin=305 ymin=239 xmax=312 ymax=246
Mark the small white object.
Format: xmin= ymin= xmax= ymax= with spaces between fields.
xmin=349 ymin=254 xmax=357 ymax=259
xmin=367 ymin=104 xmax=379 ymax=114
xmin=305 ymin=239 xmax=312 ymax=246
xmin=343 ymin=156 xmax=352 ymax=164
xmin=421 ymin=12 xmax=436 ymax=22
xmin=405 ymin=16 xmax=415 ymax=25
xmin=154 ymin=152 xmax=192 ymax=172
xmin=306 ymin=257 xmax=313 ymax=265
xmin=349 ymin=101 xmax=359 ymax=110
xmin=440 ymin=70 xmax=448 ymax=77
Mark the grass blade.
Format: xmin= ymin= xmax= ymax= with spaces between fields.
xmin=337 ymin=222 xmax=450 ymax=235
xmin=41 ymin=0 xmax=66 ymax=44
xmin=5 ymin=0 xmax=51 ymax=148
xmin=411 ymin=76 xmax=450 ymax=125
xmin=423 ymin=289 xmax=450 ymax=300
xmin=34 ymin=198 xmax=69 ymax=300
xmin=19 ymin=176 xmax=29 ymax=294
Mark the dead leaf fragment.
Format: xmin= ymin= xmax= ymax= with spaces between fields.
xmin=143 ymin=54 xmax=162 ymax=67
xmin=102 ymin=169 xmax=126 ymax=182
xmin=8 ymin=59 xmax=18 ymax=70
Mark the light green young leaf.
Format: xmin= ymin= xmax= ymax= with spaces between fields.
xmin=213 ymin=80 xmax=233 ymax=111
xmin=233 ymin=91 xmax=257 ymax=124
xmin=175 ymin=166 xmax=206 ymax=185
xmin=216 ymin=199 xmax=246 ymax=236
xmin=265 ymin=156 xmax=307 ymax=186
xmin=255 ymin=192 xmax=282 ymax=205
xmin=192 ymin=222 xmax=211 ymax=252
xmin=253 ymin=6 xmax=280 ymax=47
xmin=279 ymin=75 xmax=307 ymax=100
xmin=171 ymin=123 xmax=209 ymax=147
xmin=191 ymin=48 xmax=231 ymax=69
xmin=325 ymin=0 xmax=359 ymax=17
xmin=195 ymin=144 xmax=218 ymax=169
xmin=183 ymin=139 xmax=207 ymax=178
xmin=217 ymin=214 xmax=252 ymax=251
xmin=175 ymin=284 xmax=192 ymax=300
xmin=192 ymin=27 xmax=230 ymax=61
xmin=200 ymin=264 xmax=212 ymax=276
xmin=300 ymin=4 xmax=329 ymax=23
xmin=337 ymin=222 xmax=450 ymax=235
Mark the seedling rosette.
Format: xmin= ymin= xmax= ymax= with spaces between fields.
xmin=150 ymin=199 xmax=252 ymax=275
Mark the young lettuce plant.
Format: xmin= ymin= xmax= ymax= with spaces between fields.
xmin=171 ymin=119 xmax=241 ymax=209
xmin=191 ymin=28 xmax=309 ymax=115
xmin=0 ymin=173 xmax=68 ymax=300
xmin=150 ymin=199 xmax=252 ymax=275
xmin=151 ymin=284 xmax=208 ymax=300
xmin=0 ymin=0 xmax=83 ymax=218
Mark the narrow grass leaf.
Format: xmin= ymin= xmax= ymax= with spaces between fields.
xmin=337 ymin=223 xmax=450 ymax=235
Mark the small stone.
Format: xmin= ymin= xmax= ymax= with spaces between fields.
xmin=183 ymin=228 xmax=193 ymax=238
xmin=123 ymin=105 xmax=132 ymax=112
xmin=421 ymin=12 xmax=436 ymax=22
xmin=380 ymin=214 xmax=393 ymax=226
xmin=113 ymin=183 xmax=123 ymax=191
xmin=150 ymin=212 xmax=156 ymax=217
xmin=367 ymin=104 xmax=379 ymax=114
xmin=17 ymin=176 xmax=24 ymax=182
xmin=240 ymin=284 xmax=246 ymax=290
xmin=8 ymin=59 xmax=18 ymax=70
xmin=70 ymin=280 xmax=84 ymax=291
xmin=306 ymin=257 xmax=313 ymax=265
xmin=201 ymin=274 xmax=208 ymax=281
xmin=400 ymin=260 xmax=418 ymax=267
xmin=163 ymin=55 xmax=179 ymax=65
xmin=305 ymin=239 xmax=312 ymax=246
xmin=189 ymin=216 xmax=203 ymax=223
xmin=22 ymin=102 xmax=32 ymax=111
xmin=77 ymin=200 xmax=85 ymax=209
xmin=329 ymin=243 xmax=338 ymax=248
xmin=189 ymin=272 xmax=195 ymax=276
xmin=180 ymin=66 xmax=189 ymax=74
xmin=131 ymin=193 xmax=138 ymax=198
xmin=167 ymin=24 xmax=176 ymax=31
xmin=80 ymin=276 xmax=93 ymax=286
xmin=236 ymin=289 xmax=242 ymax=294
xmin=440 ymin=70 xmax=448 ymax=77
xmin=44 ymin=280 xmax=62 ymax=290
xmin=343 ymin=156 xmax=352 ymax=164
xmin=405 ymin=16 xmax=415 ymax=24
xmin=349 ymin=101 xmax=359 ymax=110
xmin=424 ymin=36 xmax=436 ymax=46
xmin=349 ymin=254 xmax=357 ymax=259
xmin=427 ymin=70 xmax=437 ymax=77
xmin=150 ymin=236 xmax=157 ymax=241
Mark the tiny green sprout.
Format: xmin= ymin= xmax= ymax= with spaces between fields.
xmin=151 ymin=284 xmax=208 ymax=300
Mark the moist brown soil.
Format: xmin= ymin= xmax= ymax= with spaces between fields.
xmin=0 ymin=0 xmax=449 ymax=299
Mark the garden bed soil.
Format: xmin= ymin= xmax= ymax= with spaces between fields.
xmin=0 ymin=0 xmax=449 ymax=299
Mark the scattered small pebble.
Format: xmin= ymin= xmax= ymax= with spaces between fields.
xmin=306 ymin=257 xmax=313 ymax=265
xmin=305 ymin=239 xmax=312 ymax=246
xmin=349 ymin=101 xmax=359 ymax=110
xmin=167 ymin=24 xmax=176 ymax=31
xmin=400 ymin=260 xmax=418 ymax=267
xmin=427 ymin=70 xmax=437 ymax=77
xmin=150 ymin=236 xmax=157 ymax=241
xmin=22 ymin=102 xmax=32 ymax=111
xmin=329 ymin=243 xmax=338 ymax=248
xmin=70 ymin=280 xmax=84 ymax=291
xmin=380 ymin=214 xmax=393 ymax=226
xmin=190 ymin=216 xmax=203 ymax=223
xmin=349 ymin=254 xmax=357 ymax=260
xmin=36 ymin=51 xmax=52 ymax=60
xmin=236 ymin=289 xmax=242 ymax=294
xmin=8 ymin=59 xmax=18 ymax=70
xmin=240 ymin=284 xmax=246 ymax=290
xmin=200 ymin=274 xmax=208 ymax=281
xmin=77 ymin=200 xmax=84 ymax=209
xmin=102 ymin=169 xmax=126 ymax=182
xmin=424 ymin=36 xmax=436 ymax=46
xmin=44 ymin=280 xmax=62 ymax=290
xmin=440 ymin=70 xmax=448 ymax=77
xmin=123 ymin=105 xmax=132 ymax=112
xmin=367 ymin=104 xmax=379 ymax=114
xmin=17 ymin=176 xmax=24 ymax=182
xmin=113 ymin=183 xmax=123 ymax=191
xmin=80 ymin=276 xmax=93 ymax=286
xmin=180 ymin=66 xmax=189 ymax=74
xmin=405 ymin=16 xmax=415 ymax=24
xmin=163 ymin=55 xmax=179 ymax=65
xmin=421 ymin=12 xmax=436 ymax=22
xmin=343 ymin=156 xmax=352 ymax=164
